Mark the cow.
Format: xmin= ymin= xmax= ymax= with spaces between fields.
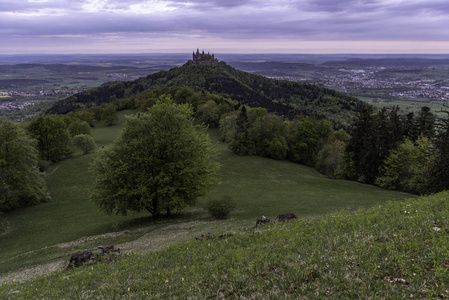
xmin=255 ymin=216 xmax=270 ymax=227
xmin=67 ymin=250 xmax=94 ymax=269
xmin=97 ymin=245 xmax=121 ymax=256
xmin=275 ymin=213 xmax=297 ymax=223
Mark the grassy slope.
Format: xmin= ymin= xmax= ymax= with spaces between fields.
xmin=2 ymin=193 xmax=449 ymax=298
xmin=0 ymin=110 xmax=411 ymax=281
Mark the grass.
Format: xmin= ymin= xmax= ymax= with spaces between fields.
xmin=0 ymin=109 xmax=412 ymax=282
xmin=2 ymin=192 xmax=449 ymax=299
xmin=358 ymin=96 xmax=448 ymax=116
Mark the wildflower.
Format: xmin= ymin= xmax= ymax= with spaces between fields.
xmin=165 ymin=279 xmax=169 ymax=283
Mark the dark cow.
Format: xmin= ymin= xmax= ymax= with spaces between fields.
xmin=67 ymin=250 xmax=94 ymax=269
xmin=97 ymin=245 xmax=121 ymax=256
xmin=255 ymin=216 xmax=270 ymax=227
xmin=275 ymin=213 xmax=297 ymax=223
xmin=195 ymin=233 xmax=214 ymax=240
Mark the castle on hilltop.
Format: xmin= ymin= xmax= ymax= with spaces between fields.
xmin=189 ymin=49 xmax=218 ymax=66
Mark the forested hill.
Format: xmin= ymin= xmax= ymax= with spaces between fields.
xmin=46 ymin=61 xmax=368 ymax=128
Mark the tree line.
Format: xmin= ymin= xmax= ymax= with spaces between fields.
xmin=218 ymin=102 xmax=449 ymax=195
xmin=0 ymin=102 xmax=121 ymax=212
xmin=3 ymin=84 xmax=449 ymax=213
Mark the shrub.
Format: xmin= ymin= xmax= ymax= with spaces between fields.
xmin=206 ymin=196 xmax=236 ymax=219
xmin=72 ymin=134 xmax=96 ymax=155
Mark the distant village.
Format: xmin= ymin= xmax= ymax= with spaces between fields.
xmin=0 ymin=101 xmax=34 ymax=111
xmin=271 ymin=65 xmax=449 ymax=101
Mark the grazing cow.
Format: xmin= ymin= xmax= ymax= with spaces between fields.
xmin=67 ymin=250 xmax=94 ymax=269
xmin=195 ymin=233 xmax=214 ymax=240
xmin=97 ymin=245 xmax=121 ymax=256
xmin=275 ymin=213 xmax=297 ymax=223
xmin=255 ymin=216 xmax=270 ymax=227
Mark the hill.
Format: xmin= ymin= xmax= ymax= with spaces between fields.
xmin=0 ymin=110 xmax=410 ymax=280
xmin=2 ymin=189 xmax=446 ymax=298
xmin=46 ymin=61 xmax=368 ymax=128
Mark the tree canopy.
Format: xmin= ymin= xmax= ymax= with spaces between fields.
xmin=90 ymin=96 xmax=220 ymax=217
xmin=27 ymin=116 xmax=72 ymax=163
xmin=0 ymin=120 xmax=50 ymax=212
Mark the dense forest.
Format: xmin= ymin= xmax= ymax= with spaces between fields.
xmin=45 ymin=61 xmax=367 ymax=129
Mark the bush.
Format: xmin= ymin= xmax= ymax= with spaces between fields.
xmin=206 ymin=196 xmax=236 ymax=219
xmin=72 ymin=134 xmax=96 ymax=154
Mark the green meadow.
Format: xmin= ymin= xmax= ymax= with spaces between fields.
xmin=3 ymin=191 xmax=449 ymax=299
xmin=0 ymin=110 xmax=412 ymax=283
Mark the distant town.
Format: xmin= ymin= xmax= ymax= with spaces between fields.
xmin=271 ymin=64 xmax=449 ymax=102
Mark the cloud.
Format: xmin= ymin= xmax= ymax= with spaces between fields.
xmin=0 ymin=0 xmax=448 ymax=54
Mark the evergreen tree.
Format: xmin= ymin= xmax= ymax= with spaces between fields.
xmin=416 ymin=106 xmax=435 ymax=139
xmin=230 ymin=106 xmax=253 ymax=155
xmin=344 ymin=107 xmax=404 ymax=184
xmin=344 ymin=107 xmax=377 ymax=183
xmin=424 ymin=108 xmax=449 ymax=193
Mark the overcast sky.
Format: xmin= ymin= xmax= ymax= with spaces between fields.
xmin=2 ymin=0 xmax=449 ymax=54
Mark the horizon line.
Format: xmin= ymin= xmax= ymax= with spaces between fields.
xmin=1 ymin=52 xmax=449 ymax=56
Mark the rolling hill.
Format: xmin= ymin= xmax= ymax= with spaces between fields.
xmin=46 ymin=60 xmax=368 ymax=128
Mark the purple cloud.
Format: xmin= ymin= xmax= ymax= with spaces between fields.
xmin=0 ymin=0 xmax=448 ymax=54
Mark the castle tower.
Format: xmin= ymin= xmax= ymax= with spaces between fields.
xmin=190 ymin=49 xmax=218 ymax=66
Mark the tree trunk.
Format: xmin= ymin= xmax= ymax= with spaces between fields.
xmin=146 ymin=198 xmax=160 ymax=218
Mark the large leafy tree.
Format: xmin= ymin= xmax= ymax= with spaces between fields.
xmin=375 ymin=136 xmax=431 ymax=194
xmin=72 ymin=134 xmax=96 ymax=155
xmin=250 ymin=114 xmax=288 ymax=160
xmin=27 ymin=116 xmax=72 ymax=163
xmin=287 ymin=119 xmax=318 ymax=166
xmin=0 ymin=121 xmax=50 ymax=212
xmin=101 ymin=104 xmax=119 ymax=126
xmin=90 ymin=96 xmax=220 ymax=218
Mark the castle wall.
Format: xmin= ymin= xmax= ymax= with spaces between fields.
xmin=191 ymin=49 xmax=218 ymax=66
